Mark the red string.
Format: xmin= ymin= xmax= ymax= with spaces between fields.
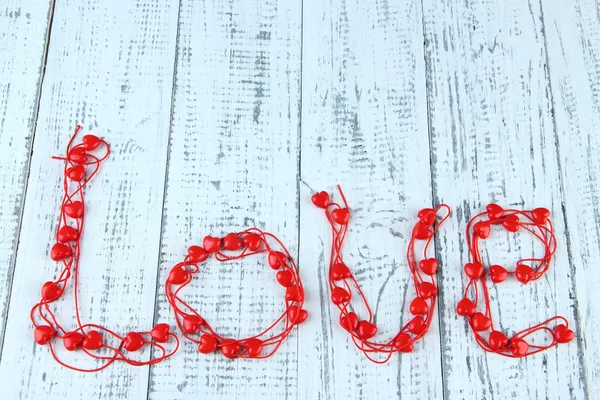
xmin=165 ymin=229 xmax=307 ymax=358
xmin=31 ymin=125 xmax=179 ymax=372
xmin=312 ymin=185 xmax=450 ymax=363
xmin=457 ymin=204 xmax=575 ymax=357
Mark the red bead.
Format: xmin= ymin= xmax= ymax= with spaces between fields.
xmin=510 ymin=338 xmax=529 ymax=356
xmin=243 ymin=233 xmax=262 ymax=251
xmin=268 ymin=251 xmax=287 ymax=270
xmin=66 ymin=165 xmax=86 ymax=182
xmin=198 ymin=334 xmax=218 ymax=353
xmin=63 ymin=201 xmax=84 ymax=218
xmin=276 ymin=269 xmax=295 ymax=287
xmin=82 ymin=134 xmax=101 ymax=151
xmin=515 ymin=264 xmax=534 ymax=284
xmin=187 ymin=245 xmax=207 ymax=262
xmin=124 ymin=332 xmax=145 ymax=352
xmin=554 ymin=324 xmax=575 ymax=343
xmin=486 ymin=204 xmax=504 ymax=220
xmin=419 ymin=258 xmax=438 ymax=275
xmin=488 ymin=330 xmax=508 ymax=351
xmin=413 ymin=221 xmax=433 ymax=240
xmin=222 ymin=233 xmax=243 ymax=251
xmin=393 ymin=333 xmax=414 ymax=352
xmin=203 ymin=235 xmax=221 ymax=253
xmin=471 ymin=313 xmax=492 ymax=331
xmin=82 ymin=330 xmax=104 ymax=350
xmin=456 ymin=298 xmax=476 ymax=316
xmin=473 ymin=221 xmax=491 ymax=239
xmin=63 ymin=332 xmax=85 ymax=351
xmin=489 ymin=265 xmax=508 ymax=283
xmin=409 ymin=298 xmax=429 ymax=315
xmin=502 ymin=214 xmax=520 ymax=232
xmin=464 ymin=262 xmax=484 ymax=279
xmin=311 ymin=191 xmax=330 ymax=208
xmin=68 ymin=147 xmax=87 ymax=164
xmin=531 ymin=207 xmax=550 ymax=225
xmin=221 ymin=340 xmax=241 ymax=359
xmin=57 ymin=226 xmax=79 ymax=243
xmin=41 ymin=281 xmax=62 ymax=302
xmin=417 ymin=208 xmax=436 ymax=226
xmin=417 ymin=282 xmax=437 ymax=299
xmin=168 ymin=265 xmax=190 ymax=285
xmin=50 ymin=243 xmax=72 ymax=261
xmin=287 ymin=306 xmax=308 ymax=325
xmin=285 ymin=285 xmax=304 ymax=302
xmin=331 ymin=208 xmax=350 ymax=225
xmin=182 ymin=314 xmax=203 ymax=334
xmin=150 ymin=323 xmax=170 ymax=343
xmin=408 ymin=316 xmax=427 ymax=335
xmin=34 ymin=325 xmax=55 ymax=345
xmin=357 ymin=321 xmax=377 ymax=339
xmin=244 ymin=338 xmax=264 ymax=357
xmin=331 ymin=287 xmax=351 ymax=305
xmin=331 ymin=262 xmax=352 ymax=280
xmin=340 ymin=312 xmax=359 ymax=332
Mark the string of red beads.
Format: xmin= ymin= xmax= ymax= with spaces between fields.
xmin=456 ymin=204 xmax=575 ymax=357
xmin=312 ymin=185 xmax=450 ymax=363
xmin=31 ymin=125 xmax=179 ymax=372
xmin=165 ymin=229 xmax=307 ymax=358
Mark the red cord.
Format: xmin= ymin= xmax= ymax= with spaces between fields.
xmin=31 ymin=125 xmax=179 ymax=372
xmin=457 ymin=204 xmax=575 ymax=357
xmin=165 ymin=229 xmax=307 ymax=358
xmin=312 ymin=186 xmax=450 ymax=363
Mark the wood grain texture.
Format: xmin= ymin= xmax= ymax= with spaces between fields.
xmin=542 ymin=0 xmax=600 ymax=396
xmin=147 ymin=0 xmax=302 ymax=399
xmin=0 ymin=0 xmax=53 ymax=349
xmin=298 ymin=0 xmax=443 ymax=399
xmin=0 ymin=0 xmax=179 ymax=398
xmin=422 ymin=0 xmax=587 ymax=398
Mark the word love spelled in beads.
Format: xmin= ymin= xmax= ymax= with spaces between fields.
xmin=457 ymin=204 xmax=575 ymax=357
xmin=312 ymin=186 xmax=451 ymax=363
xmin=32 ymin=126 xmax=179 ymax=372
xmin=166 ymin=229 xmax=307 ymax=359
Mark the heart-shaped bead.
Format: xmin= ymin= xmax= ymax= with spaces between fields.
xmin=66 ymin=165 xmax=86 ymax=182
xmin=473 ymin=221 xmax=491 ymax=239
xmin=285 ymin=285 xmax=304 ymax=302
xmin=82 ymin=330 xmax=104 ymax=350
xmin=221 ymin=340 xmax=241 ymax=359
xmin=41 ymin=281 xmax=62 ymax=302
xmin=393 ymin=332 xmax=414 ymax=353
xmin=268 ymin=251 xmax=287 ymax=270
xmin=419 ymin=258 xmax=438 ymax=275
xmin=417 ymin=282 xmax=437 ymax=299
xmin=222 ymin=233 xmax=243 ymax=251
xmin=471 ymin=313 xmax=492 ymax=331
xmin=198 ymin=334 xmax=218 ymax=353
xmin=554 ymin=324 xmax=575 ymax=344
xmin=486 ymin=204 xmax=504 ymax=220
xmin=515 ymin=264 xmax=534 ymax=284
xmin=531 ymin=207 xmax=550 ymax=225
xmin=311 ymin=191 xmax=330 ymax=208
xmin=488 ymin=330 xmax=509 ymax=350
xmin=182 ymin=315 xmax=204 ymax=334
xmin=331 ymin=262 xmax=352 ymax=280
xmin=501 ymin=214 xmax=520 ymax=232
xmin=331 ymin=287 xmax=351 ymax=305
xmin=187 ymin=245 xmax=207 ymax=262
xmin=489 ymin=265 xmax=508 ymax=283
xmin=168 ymin=265 xmax=190 ymax=285
xmin=331 ymin=208 xmax=350 ymax=225
xmin=417 ymin=208 xmax=436 ymax=226
xmin=57 ymin=226 xmax=79 ymax=243
xmin=244 ymin=338 xmax=264 ymax=357
xmin=340 ymin=312 xmax=359 ymax=332
xmin=150 ymin=323 xmax=170 ymax=343
xmin=34 ymin=325 xmax=55 ymax=345
xmin=276 ymin=269 xmax=295 ymax=287
xmin=50 ymin=243 xmax=72 ymax=261
xmin=409 ymin=298 xmax=429 ymax=315
xmin=124 ymin=332 xmax=145 ymax=352
xmin=63 ymin=332 xmax=85 ymax=351
xmin=510 ymin=338 xmax=529 ymax=356
xmin=68 ymin=147 xmax=87 ymax=164
xmin=464 ymin=262 xmax=484 ymax=279
xmin=203 ymin=235 xmax=221 ymax=253
xmin=82 ymin=134 xmax=101 ymax=151
xmin=408 ymin=316 xmax=427 ymax=335
xmin=63 ymin=201 xmax=84 ymax=219
xmin=413 ymin=221 xmax=433 ymax=240
xmin=243 ymin=233 xmax=262 ymax=251
xmin=287 ymin=305 xmax=308 ymax=325
xmin=456 ymin=298 xmax=476 ymax=317
xmin=357 ymin=321 xmax=377 ymax=339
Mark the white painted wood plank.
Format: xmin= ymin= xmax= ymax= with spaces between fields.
xmin=0 ymin=0 xmax=53 ymax=344
xmin=298 ymin=0 xmax=442 ymax=399
xmin=542 ymin=0 xmax=600 ymax=396
xmin=0 ymin=0 xmax=179 ymax=398
xmin=422 ymin=0 xmax=587 ymax=398
xmin=147 ymin=0 xmax=302 ymax=399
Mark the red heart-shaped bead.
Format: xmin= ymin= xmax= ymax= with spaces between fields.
xmin=124 ymin=332 xmax=145 ymax=352
xmin=285 ymin=285 xmax=304 ymax=302
xmin=456 ymin=298 xmax=476 ymax=316
xmin=222 ymin=233 xmax=243 ymax=251
xmin=486 ymin=204 xmax=504 ymax=220
xmin=510 ymin=338 xmax=529 ymax=356
xmin=203 ymin=235 xmax=221 ymax=253
xmin=357 ymin=321 xmax=377 ymax=339
xmin=417 ymin=208 xmax=436 ymax=226
xmin=331 ymin=208 xmax=350 ymax=225
xmin=187 ymin=245 xmax=207 ymax=262
xmin=531 ymin=207 xmax=550 ymax=225
xmin=417 ymin=282 xmax=437 ymax=299
xmin=471 ymin=313 xmax=492 ymax=331
xmin=488 ymin=330 xmax=509 ymax=350
xmin=82 ymin=134 xmax=101 ymax=151
xmin=413 ymin=221 xmax=433 ymax=240
xmin=276 ymin=269 xmax=295 ymax=287
xmin=63 ymin=332 xmax=85 ymax=351
xmin=50 ymin=243 xmax=72 ymax=261
xmin=198 ymin=334 xmax=218 ymax=354
xmin=331 ymin=263 xmax=352 ymax=280
xmin=473 ymin=221 xmax=491 ymax=239
xmin=555 ymin=324 xmax=575 ymax=344
xmin=464 ymin=262 xmax=484 ymax=279
xmin=57 ymin=226 xmax=79 ymax=243
xmin=311 ymin=191 xmax=330 ymax=208
xmin=63 ymin=201 xmax=84 ymax=219
xmin=243 ymin=233 xmax=262 ymax=251
xmin=221 ymin=340 xmax=241 ymax=359
xmin=244 ymin=338 xmax=264 ymax=357
xmin=393 ymin=332 xmax=414 ymax=352
xmin=340 ymin=312 xmax=359 ymax=332
xmin=66 ymin=165 xmax=86 ymax=182
xmin=331 ymin=287 xmax=351 ymax=305
xmin=182 ymin=314 xmax=203 ymax=334
xmin=489 ymin=265 xmax=508 ymax=283
xmin=515 ymin=264 xmax=534 ymax=284
xmin=268 ymin=251 xmax=287 ymax=270
xmin=68 ymin=147 xmax=87 ymax=164
xmin=41 ymin=281 xmax=62 ymax=302
xmin=150 ymin=323 xmax=170 ymax=343
xmin=168 ymin=265 xmax=190 ymax=285
xmin=502 ymin=214 xmax=520 ymax=232
xmin=408 ymin=316 xmax=427 ymax=335
xmin=82 ymin=330 xmax=104 ymax=350
xmin=287 ymin=305 xmax=308 ymax=325
xmin=419 ymin=258 xmax=438 ymax=275
xmin=34 ymin=325 xmax=55 ymax=345
xmin=409 ymin=298 xmax=429 ymax=315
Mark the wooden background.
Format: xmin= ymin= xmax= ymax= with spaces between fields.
xmin=0 ymin=0 xmax=597 ymax=399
